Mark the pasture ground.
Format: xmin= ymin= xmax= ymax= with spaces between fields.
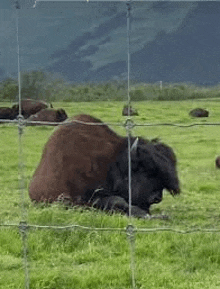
xmin=1 ymin=100 xmax=220 ymax=288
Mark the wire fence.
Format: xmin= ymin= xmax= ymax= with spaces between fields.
xmin=1 ymin=1 xmax=220 ymax=289
xmin=2 ymin=112 xmax=220 ymax=289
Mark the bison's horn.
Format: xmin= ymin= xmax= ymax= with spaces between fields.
xmin=131 ymin=137 xmax=139 ymax=152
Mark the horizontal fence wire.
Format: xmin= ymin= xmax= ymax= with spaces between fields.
xmin=2 ymin=117 xmax=220 ymax=128
xmin=1 ymin=223 xmax=220 ymax=234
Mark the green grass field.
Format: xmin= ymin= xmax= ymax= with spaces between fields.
xmin=1 ymin=100 xmax=220 ymax=288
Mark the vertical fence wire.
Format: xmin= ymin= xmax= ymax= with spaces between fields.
xmin=15 ymin=1 xmax=22 ymax=117
xmin=15 ymin=2 xmax=30 ymax=288
xmin=126 ymin=1 xmax=136 ymax=288
xmin=126 ymin=0 xmax=132 ymax=218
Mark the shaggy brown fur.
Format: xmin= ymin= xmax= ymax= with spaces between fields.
xmin=27 ymin=108 xmax=68 ymax=125
xmin=29 ymin=114 xmax=125 ymax=203
xmin=12 ymin=99 xmax=52 ymax=118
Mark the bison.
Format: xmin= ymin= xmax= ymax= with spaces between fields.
xmin=215 ymin=156 xmax=220 ymax=168
xmin=27 ymin=108 xmax=68 ymax=125
xmin=189 ymin=108 xmax=209 ymax=117
xmin=29 ymin=114 xmax=180 ymax=218
xmin=0 ymin=107 xmax=17 ymax=120
xmin=122 ymin=105 xmax=139 ymax=116
xmin=12 ymin=99 xmax=52 ymax=119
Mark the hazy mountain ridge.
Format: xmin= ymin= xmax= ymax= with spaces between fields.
xmin=1 ymin=1 xmax=220 ymax=84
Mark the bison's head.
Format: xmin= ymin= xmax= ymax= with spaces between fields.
xmin=56 ymin=109 xmax=68 ymax=122
xmin=105 ymin=138 xmax=180 ymax=214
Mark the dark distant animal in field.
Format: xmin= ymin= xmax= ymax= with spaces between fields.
xmin=122 ymin=105 xmax=139 ymax=116
xmin=215 ymin=156 xmax=220 ymax=168
xmin=0 ymin=107 xmax=17 ymax=120
xmin=29 ymin=114 xmax=180 ymax=218
xmin=189 ymin=108 xmax=209 ymax=117
xmin=12 ymin=99 xmax=52 ymax=119
xmin=27 ymin=108 xmax=68 ymax=125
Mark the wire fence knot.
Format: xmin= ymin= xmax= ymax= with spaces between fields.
xmin=126 ymin=224 xmax=136 ymax=240
xmin=17 ymin=115 xmax=25 ymax=135
xmin=124 ymin=118 xmax=135 ymax=130
xmin=19 ymin=221 xmax=29 ymax=235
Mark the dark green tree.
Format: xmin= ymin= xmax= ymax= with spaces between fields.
xmin=0 ymin=78 xmax=18 ymax=101
xmin=21 ymin=70 xmax=48 ymax=100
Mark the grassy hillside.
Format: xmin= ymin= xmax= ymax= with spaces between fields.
xmin=1 ymin=100 xmax=220 ymax=288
